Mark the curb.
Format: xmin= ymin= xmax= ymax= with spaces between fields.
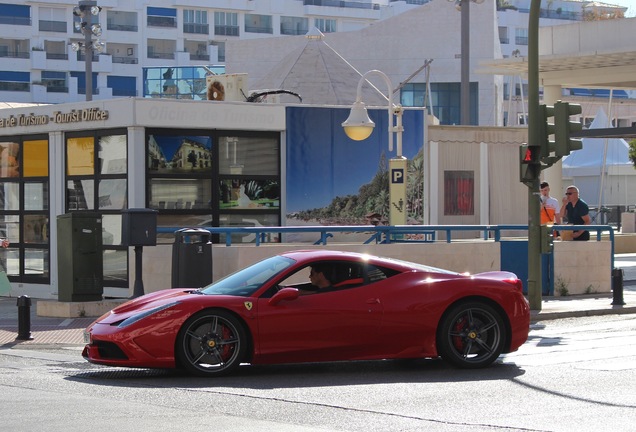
xmin=532 ymin=305 xmax=636 ymax=321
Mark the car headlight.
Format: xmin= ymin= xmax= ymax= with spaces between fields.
xmin=117 ymin=301 xmax=181 ymax=328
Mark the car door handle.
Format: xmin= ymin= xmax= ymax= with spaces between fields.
xmin=366 ymin=298 xmax=380 ymax=304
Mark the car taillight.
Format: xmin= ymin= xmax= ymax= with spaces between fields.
xmin=503 ymin=278 xmax=524 ymax=293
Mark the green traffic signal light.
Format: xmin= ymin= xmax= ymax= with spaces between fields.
xmin=538 ymin=104 xmax=555 ymax=159
xmin=554 ymin=101 xmax=583 ymax=157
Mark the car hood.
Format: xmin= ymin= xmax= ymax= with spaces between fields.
xmin=94 ymin=288 xmax=194 ymax=325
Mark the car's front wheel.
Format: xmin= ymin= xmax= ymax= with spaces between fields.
xmin=437 ymin=302 xmax=506 ymax=369
xmin=176 ymin=309 xmax=247 ymax=376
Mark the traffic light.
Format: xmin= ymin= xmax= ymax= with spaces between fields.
xmin=520 ymin=143 xmax=540 ymax=186
xmin=538 ymin=104 xmax=555 ymax=160
xmin=554 ymin=101 xmax=583 ymax=157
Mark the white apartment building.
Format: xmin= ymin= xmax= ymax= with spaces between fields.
xmin=497 ymin=0 xmax=634 ymax=127
xmin=0 ymin=0 xmax=423 ymax=104
xmin=0 ymin=0 xmax=632 ymax=127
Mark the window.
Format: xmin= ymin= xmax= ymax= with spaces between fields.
xmin=444 ymin=171 xmax=474 ymax=216
xmin=0 ymin=71 xmax=30 ymax=92
xmin=107 ymin=75 xmax=136 ymax=97
xmin=0 ymin=4 xmax=31 ymax=26
xmin=107 ymin=10 xmax=137 ymax=32
xmin=147 ymin=130 xmax=281 ymax=244
xmin=147 ymin=39 xmax=176 ymax=60
xmin=400 ymin=82 xmax=478 ymax=125
xmin=143 ymin=66 xmax=218 ymax=100
xmin=245 ymin=14 xmax=273 ymax=34
xmin=210 ymin=41 xmax=225 ymax=62
xmin=315 ymin=18 xmax=336 ymax=33
xmin=0 ymin=39 xmax=29 ymax=59
xmin=147 ymin=7 xmax=177 ymax=28
xmin=280 ymin=16 xmax=308 ymax=35
xmin=69 ymin=72 xmax=97 ymax=96
xmin=515 ymin=28 xmax=528 ymax=45
xmin=65 ymin=131 xmax=128 ymax=287
xmin=214 ymin=12 xmax=238 ymax=36
xmin=498 ymin=26 xmax=509 ymax=44
xmin=183 ymin=9 xmax=208 ymax=34
xmin=41 ymin=71 xmax=67 ymax=93
xmin=44 ymin=40 xmax=67 ymax=60
xmin=38 ymin=7 xmax=66 ymax=32
xmin=0 ymin=136 xmax=49 ymax=282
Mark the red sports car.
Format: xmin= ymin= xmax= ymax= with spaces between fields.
xmin=82 ymin=250 xmax=530 ymax=376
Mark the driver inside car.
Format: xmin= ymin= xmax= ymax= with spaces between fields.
xmin=299 ymin=264 xmax=334 ymax=295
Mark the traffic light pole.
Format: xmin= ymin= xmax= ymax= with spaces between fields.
xmin=527 ymin=0 xmax=542 ymax=311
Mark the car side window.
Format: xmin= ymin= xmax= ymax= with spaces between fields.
xmin=365 ymin=264 xmax=400 ymax=283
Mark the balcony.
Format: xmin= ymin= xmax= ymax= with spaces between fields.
xmin=106 ymin=22 xmax=138 ymax=32
xmin=0 ymin=51 xmax=29 ymax=59
xmin=147 ymin=51 xmax=175 ymax=60
xmin=183 ymin=23 xmax=209 ymax=35
xmin=214 ymin=25 xmax=239 ymax=36
xmin=38 ymin=20 xmax=66 ymax=33
xmin=112 ymin=56 xmax=138 ymax=64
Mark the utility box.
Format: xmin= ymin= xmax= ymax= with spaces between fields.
xmin=172 ymin=228 xmax=212 ymax=288
xmin=57 ymin=212 xmax=103 ymax=302
xmin=122 ymin=208 xmax=158 ymax=246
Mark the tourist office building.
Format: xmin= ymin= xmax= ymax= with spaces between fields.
xmin=0 ymin=98 xmax=285 ymax=299
xmin=0 ymin=98 xmax=427 ymax=299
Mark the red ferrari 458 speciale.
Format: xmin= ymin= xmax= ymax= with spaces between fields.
xmin=83 ymin=250 xmax=530 ymax=376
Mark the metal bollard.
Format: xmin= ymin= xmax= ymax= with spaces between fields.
xmin=16 ymin=295 xmax=33 ymax=340
xmin=611 ymin=268 xmax=626 ymax=306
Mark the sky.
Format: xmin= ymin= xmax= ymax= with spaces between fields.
xmin=612 ymin=0 xmax=636 ymax=17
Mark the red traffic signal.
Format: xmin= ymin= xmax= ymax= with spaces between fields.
xmin=523 ymin=147 xmax=532 ymax=163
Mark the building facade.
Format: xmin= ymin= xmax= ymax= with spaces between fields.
xmin=1 ymin=0 xmax=633 ymax=127
xmin=0 ymin=0 xmax=421 ymax=104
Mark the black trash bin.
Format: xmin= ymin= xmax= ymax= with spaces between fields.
xmin=172 ymin=228 xmax=212 ymax=288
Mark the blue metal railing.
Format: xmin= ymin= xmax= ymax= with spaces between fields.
xmin=157 ymin=223 xmax=613 ymax=259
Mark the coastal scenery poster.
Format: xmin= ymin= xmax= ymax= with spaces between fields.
xmin=285 ymin=106 xmax=425 ymax=227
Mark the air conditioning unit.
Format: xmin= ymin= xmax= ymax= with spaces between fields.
xmin=206 ymin=73 xmax=247 ymax=102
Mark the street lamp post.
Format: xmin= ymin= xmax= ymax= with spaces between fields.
xmin=71 ymin=1 xmax=103 ymax=101
xmin=342 ymin=70 xmax=407 ymax=226
xmin=449 ymin=0 xmax=484 ymax=125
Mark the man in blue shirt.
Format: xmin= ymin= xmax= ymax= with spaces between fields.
xmin=559 ymin=185 xmax=591 ymax=241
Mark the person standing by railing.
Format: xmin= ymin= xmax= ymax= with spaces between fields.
xmin=540 ymin=181 xmax=561 ymax=225
xmin=560 ymin=185 xmax=591 ymax=241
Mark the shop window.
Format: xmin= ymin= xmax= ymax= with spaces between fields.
xmin=147 ymin=129 xmax=280 ymax=244
xmin=0 ymin=136 xmax=49 ymax=282
xmin=23 ymin=139 xmax=48 ymax=176
xmin=67 ymin=136 xmax=94 ymax=175
xmin=444 ymin=171 xmax=474 ymax=216
xmin=65 ymin=130 xmax=128 ymax=287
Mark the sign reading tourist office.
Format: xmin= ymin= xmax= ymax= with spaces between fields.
xmin=0 ymin=108 xmax=109 ymax=129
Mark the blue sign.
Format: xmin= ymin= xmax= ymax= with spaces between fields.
xmin=391 ymin=168 xmax=404 ymax=184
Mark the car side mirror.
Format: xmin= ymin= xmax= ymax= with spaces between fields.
xmin=269 ymin=287 xmax=299 ymax=306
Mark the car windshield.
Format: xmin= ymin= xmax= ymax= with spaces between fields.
xmin=200 ymin=256 xmax=295 ymax=296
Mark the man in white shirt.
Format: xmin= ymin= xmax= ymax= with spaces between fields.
xmin=540 ymin=181 xmax=561 ymax=225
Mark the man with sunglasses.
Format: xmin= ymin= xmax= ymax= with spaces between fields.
xmin=559 ymin=185 xmax=591 ymax=241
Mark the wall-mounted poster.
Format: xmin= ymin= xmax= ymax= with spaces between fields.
xmin=219 ymin=179 xmax=280 ymax=210
xmin=285 ymin=107 xmax=425 ymax=226
xmin=148 ymin=134 xmax=212 ymax=173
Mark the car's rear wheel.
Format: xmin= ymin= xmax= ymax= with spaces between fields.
xmin=176 ymin=309 xmax=247 ymax=376
xmin=437 ymin=302 xmax=506 ymax=369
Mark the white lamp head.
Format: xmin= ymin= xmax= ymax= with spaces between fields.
xmin=342 ymin=100 xmax=375 ymax=141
